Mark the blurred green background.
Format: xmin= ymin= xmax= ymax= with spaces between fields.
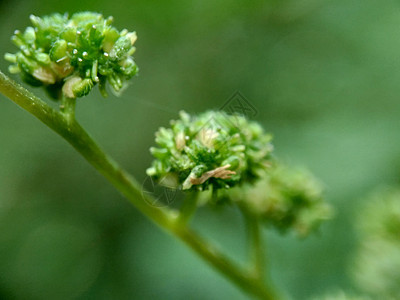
xmin=1 ymin=0 xmax=400 ymax=299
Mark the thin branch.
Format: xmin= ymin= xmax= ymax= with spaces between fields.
xmin=176 ymin=191 xmax=200 ymax=226
xmin=245 ymin=213 xmax=266 ymax=279
xmin=60 ymin=96 xmax=76 ymax=122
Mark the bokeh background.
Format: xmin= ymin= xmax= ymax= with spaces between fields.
xmin=1 ymin=0 xmax=400 ymax=299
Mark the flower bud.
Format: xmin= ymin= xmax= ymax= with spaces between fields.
xmin=109 ymin=36 xmax=132 ymax=60
xmin=50 ymin=40 xmax=68 ymax=62
xmin=62 ymin=76 xmax=94 ymax=99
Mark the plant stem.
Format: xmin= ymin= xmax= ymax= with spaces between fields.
xmin=245 ymin=213 xmax=266 ymax=279
xmin=60 ymin=96 xmax=76 ymax=122
xmin=0 ymin=70 xmax=280 ymax=300
xmin=177 ymin=191 xmax=199 ymax=226
xmin=173 ymin=226 xmax=279 ymax=300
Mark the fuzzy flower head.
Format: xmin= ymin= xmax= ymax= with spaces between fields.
xmin=352 ymin=188 xmax=400 ymax=299
xmin=357 ymin=188 xmax=400 ymax=242
xmin=4 ymin=12 xmax=138 ymax=99
xmin=146 ymin=111 xmax=274 ymax=192
xmin=222 ymin=164 xmax=332 ymax=236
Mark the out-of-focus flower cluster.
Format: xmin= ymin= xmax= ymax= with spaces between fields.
xmin=352 ymin=188 xmax=400 ymax=300
xmin=222 ymin=164 xmax=332 ymax=236
xmin=147 ymin=110 xmax=332 ymax=235
xmin=5 ymin=12 xmax=138 ymax=99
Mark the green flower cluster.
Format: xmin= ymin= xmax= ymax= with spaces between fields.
xmin=224 ymin=164 xmax=332 ymax=235
xmin=146 ymin=110 xmax=274 ymax=191
xmin=147 ymin=110 xmax=331 ymax=235
xmin=352 ymin=188 xmax=400 ymax=299
xmin=5 ymin=12 xmax=138 ymax=99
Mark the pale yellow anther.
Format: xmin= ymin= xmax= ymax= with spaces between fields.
xmin=126 ymin=32 xmax=137 ymax=46
xmin=175 ymin=132 xmax=186 ymax=150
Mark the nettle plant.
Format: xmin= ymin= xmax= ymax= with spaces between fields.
xmin=1 ymin=12 xmax=333 ymax=299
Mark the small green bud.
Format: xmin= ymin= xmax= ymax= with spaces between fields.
xmin=222 ymin=156 xmax=240 ymax=170
xmin=29 ymin=14 xmax=43 ymax=27
xmin=108 ymin=73 xmax=123 ymax=92
xmin=109 ymin=36 xmax=132 ymax=60
xmin=150 ymin=147 xmax=169 ymax=159
xmin=72 ymin=78 xmax=94 ymax=98
xmin=60 ymin=27 xmax=76 ymax=43
xmin=8 ymin=64 xmax=20 ymax=74
xmin=11 ymin=31 xmax=24 ymax=47
xmin=16 ymin=52 xmax=37 ymax=74
xmin=35 ymin=53 xmax=51 ymax=65
xmin=49 ymin=39 xmax=68 ymax=62
xmin=62 ymin=76 xmax=93 ymax=98
xmin=69 ymin=11 xmax=102 ymax=25
xmin=102 ymin=27 xmax=120 ymax=53
xmin=120 ymin=57 xmax=137 ymax=77
xmin=23 ymin=27 xmax=36 ymax=44
xmin=4 ymin=53 xmax=17 ymax=63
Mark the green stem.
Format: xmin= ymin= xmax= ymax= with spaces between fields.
xmin=245 ymin=213 xmax=265 ymax=279
xmin=0 ymin=70 xmax=280 ymax=300
xmin=177 ymin=191 xmax=199 ymax=226
xmin=242 ymin=208 xmax=282 ymax=299
xmin=60 ymin=96 xmax=76 ymax=122
xmin=173 ymin=226 xmax=279 ymax=300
